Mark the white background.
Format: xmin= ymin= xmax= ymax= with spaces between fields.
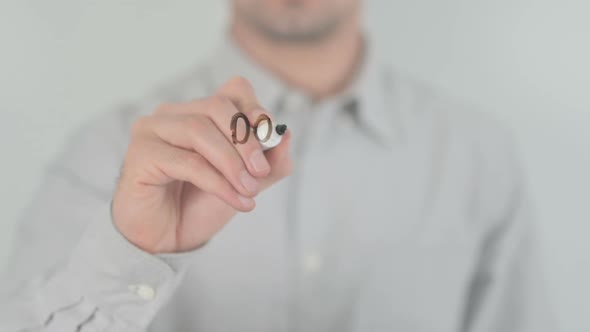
xmin=0 ymin=1 xmax=588 ymax=330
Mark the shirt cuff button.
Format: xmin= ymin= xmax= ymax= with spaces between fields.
xmin=129 ymin=284 xmax=156 ymax=301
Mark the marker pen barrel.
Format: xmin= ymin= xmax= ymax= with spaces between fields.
xmin=260 ymin=124 xmax=287 ymax=151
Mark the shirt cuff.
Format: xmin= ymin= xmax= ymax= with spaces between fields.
xmin=42 ymin=199 xmax=197 ymax=329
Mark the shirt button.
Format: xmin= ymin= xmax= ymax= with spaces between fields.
xmin=129 ymin=284 xmax=156 ymax=301
xmin=303 ymin=253 xmax=323 ymax=274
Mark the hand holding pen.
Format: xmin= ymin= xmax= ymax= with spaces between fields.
xmin=111 ymin=77 xmax=292 ymax=254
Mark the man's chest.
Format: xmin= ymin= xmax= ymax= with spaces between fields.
xmin=155 ymin=122 xmax=482 ymax=331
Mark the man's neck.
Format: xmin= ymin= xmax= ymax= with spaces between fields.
xmin=230 ymin=14 xmax=364 ymax=100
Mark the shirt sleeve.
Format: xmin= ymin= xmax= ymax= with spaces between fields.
xmin=0 ymin=188 xmax=195 ymax=331
xmin=0 ymin=110 xmax=195 ymax=331
xmin=463 ymin=131 xmax=557 ymax=332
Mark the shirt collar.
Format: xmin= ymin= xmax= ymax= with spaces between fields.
xmin=204 ymin=32 xmax=399 ymax=145
xmin=336 ymin=36 xmax=398 ymax=145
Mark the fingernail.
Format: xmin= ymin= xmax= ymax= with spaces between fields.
xmin=250 ymin=149 xmax=270 ymax=173
xmin=238 ymin=195 xmax=255 ymax=208
xmin=240 ymin=170 xmax=258 ymax=193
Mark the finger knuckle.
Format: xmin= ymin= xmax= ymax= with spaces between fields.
xmin=225 ymin=157 xmax=245 ymax=180
xmin=208 ymin=95 xmax=234 ymax=112
xmin=184 ymin=115 xmax=209 ymax=133
xmin=203 ymin=170 xmax=232 ymax=197
xmin=218 ymin=178 xmax=236 ymax=196
xmin=214 ymin=150 xmax=244 ymax=180
xmin=181 ymin=153 xmax=203 ymax=171
xmin=153 ymin=103 xmax=174 ymax=115
xmin=131 ymin=116 xmax=150 ymax=134
xmin=228 ymin=76 xmax=253 ymax=91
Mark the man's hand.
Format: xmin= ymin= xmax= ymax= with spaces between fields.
xmin=111 ymin=77 xmax=292 ymax=254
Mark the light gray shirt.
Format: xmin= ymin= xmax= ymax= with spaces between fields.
xmin=0 ymin=35 xmax=554 ymax=331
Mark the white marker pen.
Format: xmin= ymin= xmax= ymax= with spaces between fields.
xmin=256 ymin=122 xmax=287 ymax=151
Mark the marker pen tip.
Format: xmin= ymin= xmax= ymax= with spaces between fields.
xmin=276 ymin=124 xmax=287 ymax=135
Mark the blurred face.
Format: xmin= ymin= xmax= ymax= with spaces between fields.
xmin=233 ymin=0 xmax=360 ymax=43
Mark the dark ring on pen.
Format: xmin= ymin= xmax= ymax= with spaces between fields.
xmin=253 ymin=114 xmax=272 ymax=143
xmin=230 ymin=112 xmax=250 ymax=144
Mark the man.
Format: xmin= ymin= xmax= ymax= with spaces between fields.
xmin=0 ymin=0 xmax=554 ymax=331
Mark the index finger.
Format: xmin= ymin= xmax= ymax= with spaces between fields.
xmin=215 ymin=76 xmax=259 ymax=111
xmin=215 ymin=76 xmax=280 ymax=174
xmin=215 ymin=76 xmax=273 ymax=127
